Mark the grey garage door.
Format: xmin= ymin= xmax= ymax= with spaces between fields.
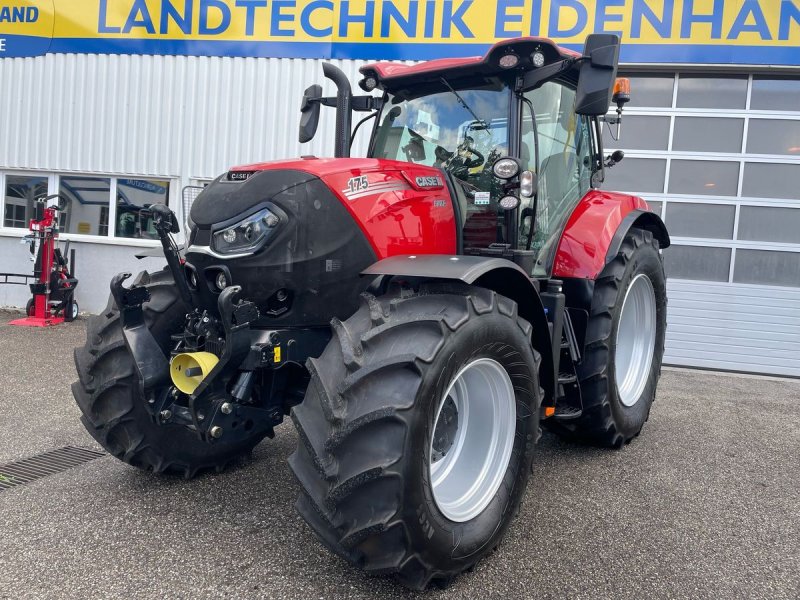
xmin=603 ymin=72 xmax=800 ymax=377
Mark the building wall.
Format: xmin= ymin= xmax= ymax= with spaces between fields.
xmin=0 ymin=54 xmax=376 ymax=312
xmin=0 ymin=54 xmax=375 ymax=180
xmin=605 ymin=71 xmax=800 ymax=376
xmin=0 ymin=239 xmax=166 ymax=311
xmin=1 ymin=54 xmax=798 ymax=377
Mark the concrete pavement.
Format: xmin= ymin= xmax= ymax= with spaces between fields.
xmin=0 ymin=314 xmax=797 ymax=599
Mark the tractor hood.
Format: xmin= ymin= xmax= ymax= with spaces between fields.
xmin=189 ymin=157 xmax=458 ymax=258
xmin=190 ymin=168 xmax=317 ymax=227
xmin=183 ymin=156 xmax=456 ymax=327
xmin=191 ymin=157 xmax=418 ymax=227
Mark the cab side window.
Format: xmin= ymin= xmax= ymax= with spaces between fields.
xmin=521 ymin=81 xmax=593 ymax=276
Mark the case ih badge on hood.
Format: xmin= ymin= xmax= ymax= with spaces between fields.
xmin=73 ymin=33 xmax=670 ymax=591
xmin=415 ymin=175 xmax=443 ymax=188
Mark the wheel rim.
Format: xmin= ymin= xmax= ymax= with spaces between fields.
xmin=615 ymin=273 xmax=657 ymax=407
xmin=429 ymin=358 xmax=516 ymax=522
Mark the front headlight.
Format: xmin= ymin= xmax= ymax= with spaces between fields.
xmin=212 ymin=207 xmax=281 ymax=255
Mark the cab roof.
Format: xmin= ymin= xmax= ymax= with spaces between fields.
xmin=359 ymin=37 xmax=580 ymax=91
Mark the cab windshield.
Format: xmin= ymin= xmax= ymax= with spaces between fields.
xmin=371 ymin=85 xmax=510 ymax=193
xmin=371 ymin=85 xmax=511 ymax=249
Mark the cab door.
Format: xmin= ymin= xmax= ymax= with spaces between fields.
xmin=519 ymin=81 xmax=593 ymax=277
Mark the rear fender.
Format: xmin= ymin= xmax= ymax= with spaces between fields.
xmin=363 ymin=255 xmax=555 ymax=405
xmin=606 ymin=209 xmax=670 ymax=261
xmin=552 ymin=190 xmax=669 ymax=280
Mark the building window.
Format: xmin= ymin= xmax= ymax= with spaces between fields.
xmin=672 ymin=117 xmax=744 ymax=153
xmin=604 ymin=115 xmax=670 ymax=151
xmin=4 ymin=203 xmax=27 ymax=228
xmin=602 ymin=157 xmax=666 ymax=194
xmin=738 ymin=206 xmax=800 ymax=244
xmin=626 ymin=73 xmax=674 ymax=108
xmin=746 ymin=119 xmax=800 ymax=156
xmin=733 ymin=250 xmax=800 ymax=287
xmin=116 ymin=178 xmax=171 ymax=239
xmin=668 ymin=160 xmax=740 ymax=197
xmin=1 ymin=172 xmax=173 ymax=240
xmin=750 ymin=77 xmax=800 ymax=112
xmin=676 ymin=75 xmax=748 ymax=109
xmin=3 ymin=174 xmax=48 ymax=229
xmin=663 ymin=246 xmax=732 ymax=282
xmin=664 ymin=202 xmax=736 ymax=240
xmin=741 ymin=163 xmax=800 ymax=200
xmin=59 ymin=176 xmax=111 ymax=236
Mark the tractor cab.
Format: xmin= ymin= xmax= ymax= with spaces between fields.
xmin=301 ymin=34 xmax=629 ymax=277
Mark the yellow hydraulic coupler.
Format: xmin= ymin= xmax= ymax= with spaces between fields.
xmin=170 ymin=352 xmax=219 ymax=394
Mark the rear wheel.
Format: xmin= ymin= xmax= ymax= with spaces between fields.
xmin=289 ymin=283 xmax=541 ymax=590
xmin=72 ymin=269 xmax=266 ymax=477
xmin=554 ymin=227 xmax=666 ymax=446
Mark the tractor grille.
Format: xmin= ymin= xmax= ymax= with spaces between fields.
xmin=0 ymin=446 xmax=105 ymax=492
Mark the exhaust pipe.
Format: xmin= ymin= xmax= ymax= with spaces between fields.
xmin=322 ymin=63 xmax=352 ymax=158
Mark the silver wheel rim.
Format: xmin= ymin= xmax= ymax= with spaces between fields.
xmin=615 ymin=273 xmax=657 ymax=407
xmin=429 ymin=358 xmax=516 ymax=522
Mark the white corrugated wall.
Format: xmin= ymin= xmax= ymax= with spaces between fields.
xmin=0 ymin=54 xmax=383 ymax=181
xmin=665 ymin=280 xmax=800 ymax=376
xmin=2 ymin=54 xmax=797 ymax=377
xmin=0 ymin=53 xmax=390 ymax=314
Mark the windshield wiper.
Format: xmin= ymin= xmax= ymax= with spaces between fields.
xmin=440 ymin=77 xmax=489 ymax=132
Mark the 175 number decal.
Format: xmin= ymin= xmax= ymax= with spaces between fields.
xmin=347 ymin=176 xmax=369 ymax=193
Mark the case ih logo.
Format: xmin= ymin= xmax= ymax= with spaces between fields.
xmin=415 ymin=176 xmax=442 ymax=188
xmin=228 ymin=171 xmax=254 ymax=181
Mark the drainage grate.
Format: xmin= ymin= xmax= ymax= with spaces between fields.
xmin=0 ymin=446 xmax=106 ymax=491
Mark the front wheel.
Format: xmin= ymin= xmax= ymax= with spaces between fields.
xmin=289 ymin=283 xmax=541 ymax=590
xmin=72 ymin=269 xmax=266 ymax=477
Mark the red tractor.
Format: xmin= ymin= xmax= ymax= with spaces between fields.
xmin=73 ymin=34 xmax=668 ymax=589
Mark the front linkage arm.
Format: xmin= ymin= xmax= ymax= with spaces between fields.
xmin=110 ymin=204 xmax=190 ymax=392
xmin=110 ymin=272 xmax=171 ymax=393
xmin=150 ymin=203 xmax=192 ymax=305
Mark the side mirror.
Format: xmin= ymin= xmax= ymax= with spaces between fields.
xmin=575 ymin=34 xmax=620 ymax=116
xmin=298 ymin=84 xmax=322 ymax=143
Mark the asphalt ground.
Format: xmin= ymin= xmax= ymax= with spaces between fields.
xmin=0 ymin=312 xmax=798 ymax=600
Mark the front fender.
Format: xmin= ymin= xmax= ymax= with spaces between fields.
xmin=363 ymin=255 xmax=556 ymax=405
xmin=552 ymin=190 xmax=669 ymax=280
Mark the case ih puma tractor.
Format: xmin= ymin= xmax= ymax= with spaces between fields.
xmin=73 ymin=34 xmax=669 ymax=589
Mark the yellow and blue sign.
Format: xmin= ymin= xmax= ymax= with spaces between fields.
xmin=1 ymin=1 xmax=799 ymax=64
